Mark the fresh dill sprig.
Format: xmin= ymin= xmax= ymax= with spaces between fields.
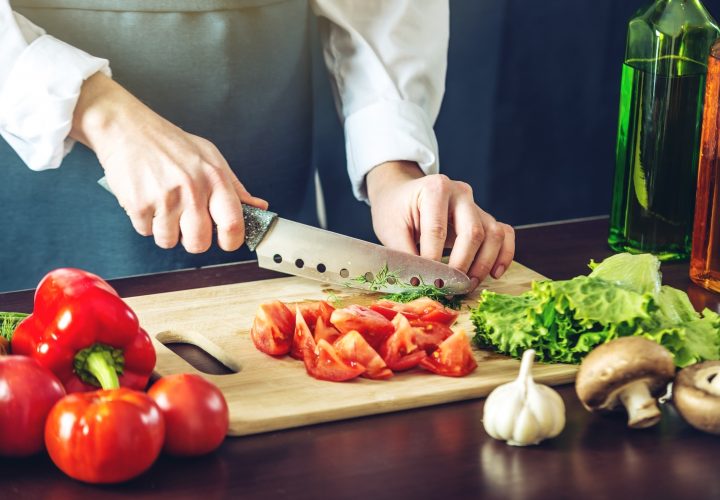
xmin=351 ymin=263 xmax=403 ymax=291
xmin=382 ymin=282 xmax=464 ymax=310
xmin=350 ymin=264 xmax=465 ymax=309
xmin=0 ymin=312 xmax=29 ymax=343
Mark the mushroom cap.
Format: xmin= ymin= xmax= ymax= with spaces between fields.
xmin=673 ymin=361 xmax=720 ymax=435
xmin=575 ymin=336 xmax=675 ymax=411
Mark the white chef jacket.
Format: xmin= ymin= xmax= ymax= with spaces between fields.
xmin=0 ymin=0 xmax=447 ymax=202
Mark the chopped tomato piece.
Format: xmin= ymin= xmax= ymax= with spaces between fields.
xmin=290 ymin=307 xmax=315 ymax=360
xmin=314 ymin=316 xmax=341 ymax=345
xmin=419 ymin=329 xmax=477 ymax=377
xmin=380 ymin=314 xmax=427 ymax=371
xmin=304 ymin=339 xmax=365 ymax=382
xmin=410 ymin=320 xmax=454 ymax=354
xmin=330 ymin=305 xmax=395 ymax=350
xmin=294 ymin=301 xmax=335 ymax=331
xmin=371 ymin=297 xmax=459 ymax=326
xmin=334 ymin=331 xmax=392 ymax=380
xmin=250 ymin=301 xmax=295 ymax=356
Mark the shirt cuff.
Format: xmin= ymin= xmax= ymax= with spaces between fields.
xmin=0 ymin=35 xmax=110 ymax=171
xmin=345 ymin=100 xmax=440 ymax=203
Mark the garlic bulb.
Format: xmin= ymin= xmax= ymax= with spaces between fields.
xmin=483 ymin=349 xmax=565 ymax=446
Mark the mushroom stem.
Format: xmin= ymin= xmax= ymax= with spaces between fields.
xmin=618 ymin=380 xmax=662 ymax=429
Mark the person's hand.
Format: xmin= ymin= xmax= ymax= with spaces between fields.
xmin=70 ymin=73 xmax=267 ymax=253
xmin=366 ymin=161 xmax=515 ymax=288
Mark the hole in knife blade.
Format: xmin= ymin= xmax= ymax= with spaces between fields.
xmin=295 ymin=259 xmax=304 ymax=269
xmin=317 ymin=263 xmax=326 ymax=273
xmin=340 ymin=268 xmax=349 ymax=278
xmin=364 ymin=272 xmax=374 ymax=282
xmin=410 ymin=277 xmax=420 ymax=287
xmin=273 ymin=254 xmax=282 ymax=264
xmin=387 ymin=277 xmax=397 ymax=285
xmin=434 ymin=278 xmax=444 ymax=288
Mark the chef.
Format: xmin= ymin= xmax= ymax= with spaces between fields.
xmin=0 ymin=0 xmax=514 ymax=292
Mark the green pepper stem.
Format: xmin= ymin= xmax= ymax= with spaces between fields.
xmin=85 ymin=350 xmax=120 ymax=390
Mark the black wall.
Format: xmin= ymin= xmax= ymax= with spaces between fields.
xmin=313 ymin=0 xmax=720 ymax=241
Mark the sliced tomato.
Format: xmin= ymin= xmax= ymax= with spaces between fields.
xmin=379 ymin=314 xmax=427 ymax=371
xmin=314 ymin=316 xmax=341 ymax=345
xmin=419 ymin=329 xmax=477 ymax=377
xmin=250 ymin=301 xmax=295 ymax=356
xmin=410 ymin=320 xmax=454 ymax=354
xmin=371 ymin=297 xmax=459 ymax=326
xmin=330 ymin=305 xmax=395 ymax=350
xmin=290 ymin=307 xmax=315 ymax=360
xmin=370 ymin=302 xmax=420 ymax=321
xmin=294 ymin=301 xmax=335 ymax=332
xmin=304 ymin=339 xmax=365 ymax=382
xmin=334 ymin=331 xmax=392 ymax=380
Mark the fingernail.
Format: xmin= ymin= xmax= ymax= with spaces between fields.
xmin=493 ymin=265 xmax=506 ymax=279
xmin=470 ymin=277 xmax=480 ymax=290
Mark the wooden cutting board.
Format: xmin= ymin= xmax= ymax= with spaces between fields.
xmin=124 ymin=261 xmax=577 ymax=436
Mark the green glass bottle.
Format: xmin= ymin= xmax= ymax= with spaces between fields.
xmin=609 ymin=0 xmax=720 ymax=261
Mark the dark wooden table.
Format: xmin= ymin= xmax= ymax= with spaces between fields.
xmin=2 ymin=218 xmax=719 ymax=499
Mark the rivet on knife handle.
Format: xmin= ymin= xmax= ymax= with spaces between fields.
xmin=242 ymin=205 xmax=277 ymax=251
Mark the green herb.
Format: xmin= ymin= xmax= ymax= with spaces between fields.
xmin=325 ymin=290 xmax=344 ymax=307
xmin=351 ymin=264 xmax=464 ymax=309
xmin=470 ymin=253 xmax=720 ymax=367
xmin=383 ymin=284 xmax=463 ymax=310
xmin=0 ymin=311 xmax=29 ymax=343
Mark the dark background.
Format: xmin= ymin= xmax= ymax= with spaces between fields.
xmin=311 ymin=0 xmax=720 ymax=241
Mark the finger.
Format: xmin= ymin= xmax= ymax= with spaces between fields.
xmin=491 ymin=224 xmax=515 ymax=279
xmin=418 ymin=176 xmax=451 ymax=261
xmin=447 ymin=202 xmax=485 ymax=274
xmin=231 ymin=176 xmax=269 ymax=210
xmin=152 ymin=210 xmax=181 ymax=249
xmin=179 ymin=205 xmax=213 ymax=254
xmin=124 ymin=207 xmax=153 ymax=237
xmin=374 ymin=220 xmax=419 ymax=256
xmin=209 ymin=181 xmax=246 ymax=251
xmin=467 ymin=212 xmax=506 ymax=282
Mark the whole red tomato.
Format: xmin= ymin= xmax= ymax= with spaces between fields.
xmin=0 ymin=355 xmax=66 ymax=456
xmin=45 ymin=388 xmax=164 ymax=483
xmin=148 ymin=374 xmax=229 ymax=456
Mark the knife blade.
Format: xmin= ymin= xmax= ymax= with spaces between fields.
xmin=98 ymin=177 xmax=473 ymax=295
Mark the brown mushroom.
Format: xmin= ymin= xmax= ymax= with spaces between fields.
xmin=673 ymin=360 xmax=720 ymax=435
xmin=575 ymin=337 xmax=675 ymax=428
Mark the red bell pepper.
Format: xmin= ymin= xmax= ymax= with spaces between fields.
xmin=11 ymin=268 xmax=155 ymax=393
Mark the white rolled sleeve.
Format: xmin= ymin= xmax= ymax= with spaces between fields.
xmin=0 ymin=4 xmax=110 ymax=171
xmin=312 ymin=0 xmax=449 ymax=202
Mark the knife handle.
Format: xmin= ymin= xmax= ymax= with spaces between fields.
xmin=98 ymin=176 xmax=277 ymax=252
xmin=242 ymin=205 xmax=277 ymax=251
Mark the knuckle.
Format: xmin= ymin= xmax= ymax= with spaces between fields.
xmin=457 ymin=181 xmax=473 ymax=196
xmin=426 ymin=223 xmax=448 ymax=242
xmin=486 ymin=221 xmax=505 ymax=241
xmin=219 ymin=218 xmax=244 ymax=235
xmin=425 ymin=174 xmax=451 ymax=193
xmin=467 ymin=223 xmax=485 ymax=245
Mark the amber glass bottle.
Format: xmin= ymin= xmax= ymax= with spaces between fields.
xmin=691 ymin=40 xmax=720 ymax=292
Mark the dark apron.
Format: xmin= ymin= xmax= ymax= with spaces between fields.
xmin=2 ymin=0 xmax=314 ymax=292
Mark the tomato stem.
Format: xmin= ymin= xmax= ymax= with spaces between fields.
xmin=74 ymin=343 xmax=124 ymax=389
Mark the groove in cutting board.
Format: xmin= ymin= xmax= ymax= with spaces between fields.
xmin=124 ymin=261 xmax=577 ymax=436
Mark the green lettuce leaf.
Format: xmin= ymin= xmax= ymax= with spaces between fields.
xmin=471 ymin=253 xmax=720 ymax=367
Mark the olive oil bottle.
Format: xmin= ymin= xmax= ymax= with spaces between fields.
xmin=609 ymin=0 xmax=720 ymax=261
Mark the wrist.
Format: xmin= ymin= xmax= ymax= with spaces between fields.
xmin=366 ymin=161 xmax=424 ymax=204
xmin=69 ymin=72 xmax=131 ymax=154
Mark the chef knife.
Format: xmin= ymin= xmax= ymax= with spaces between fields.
xmin=98 ymin=178 xmax=473 ymax=295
